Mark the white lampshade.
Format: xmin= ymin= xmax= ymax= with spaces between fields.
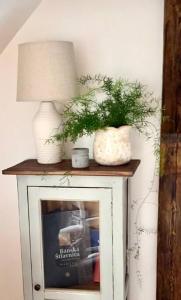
xmin=16 ymin=41 xmax=78 ymax=164
xmin=17 ymin=41 xmax=77 ymax=102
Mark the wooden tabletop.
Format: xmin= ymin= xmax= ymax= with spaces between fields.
xmin=2 ymin=159 xmax=140 ymax=177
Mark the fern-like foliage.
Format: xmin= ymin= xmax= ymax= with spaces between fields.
xmin=54 ymin=75 xmax=158 ymax=142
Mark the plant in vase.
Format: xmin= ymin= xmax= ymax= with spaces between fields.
xmin=54 ymin=75 xmax=159 ymax=166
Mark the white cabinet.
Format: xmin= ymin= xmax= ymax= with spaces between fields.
xmin=3 ymin=159 xmax=139 ymax=300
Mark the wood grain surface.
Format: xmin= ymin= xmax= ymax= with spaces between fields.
xmin=2 ymin=159 xmax=140 ymax=177
xmin=157 ymin=1 xmax=181 ymax=299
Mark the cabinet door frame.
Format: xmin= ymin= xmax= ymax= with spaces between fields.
xmin=17 ymin=175 xmax=127 ymax=300
xmin=28 ymin=186 xmax=113 ymax=300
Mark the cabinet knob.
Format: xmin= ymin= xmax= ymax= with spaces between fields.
xmin=34 ymin=284 xmax=41 ymax=291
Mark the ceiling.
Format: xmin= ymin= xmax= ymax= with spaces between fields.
xmin=0 ymin=0 xmax=42 ymax=54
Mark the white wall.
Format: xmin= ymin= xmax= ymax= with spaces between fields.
xmin=0 ymin=0 xmax=42 ymax=54
xmin=0 ymin=1 xmax=164 ymax=299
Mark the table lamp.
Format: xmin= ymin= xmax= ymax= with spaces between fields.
xmin=17 ymin=41 xmax=77 ymax=164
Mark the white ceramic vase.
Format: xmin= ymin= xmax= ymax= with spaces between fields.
xmin=33 ymin=101 xmax=62 ymax=164
xmin=93 ymin=126 xmax=131 ymax=166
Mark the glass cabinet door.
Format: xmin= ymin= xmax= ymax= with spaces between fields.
xmin=28 ymin=187 xmax=113 ymax=300
xmin=42 ymin=200 xmax=100 ymax=291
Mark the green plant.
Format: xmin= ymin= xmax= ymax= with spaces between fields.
xmin=54 ymin=74 xmax=159 ymax=143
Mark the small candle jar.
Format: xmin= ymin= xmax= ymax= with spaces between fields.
xmin=72 ymin=148 xmax=89 ymax=168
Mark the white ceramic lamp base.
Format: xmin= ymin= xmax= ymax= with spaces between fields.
xmin=33 ymin=101 xmax=62 ymax=164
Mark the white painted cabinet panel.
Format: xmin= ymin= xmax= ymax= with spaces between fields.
xmin=15 ymin=175 xmax=128 ymax=300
